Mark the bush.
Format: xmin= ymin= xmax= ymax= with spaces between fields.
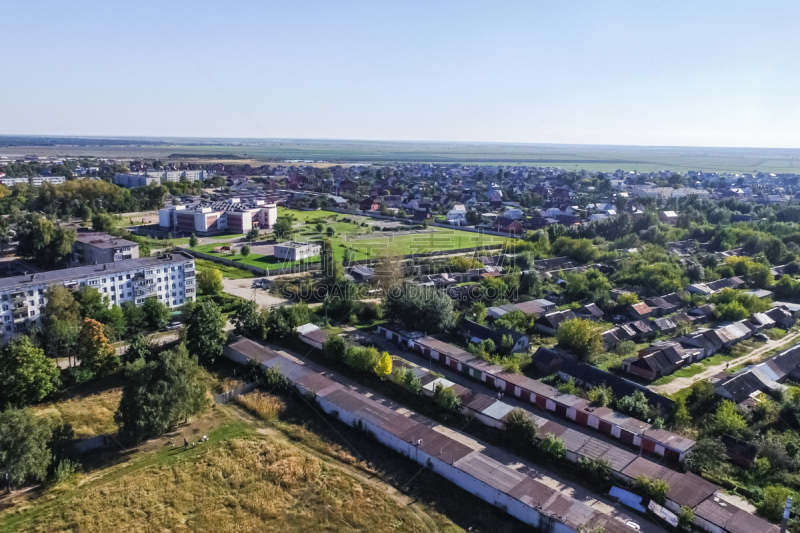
xmin=587 ymin=383 xmax=614 ymax=407
xmin=505 ymin=408 xmax=538 ymax=447
xmin=538 ymin=433 xmax=566 ymax=459
xmin=617 ymin=390 xmax=651 ymax=421
xmin=433 ymin=383 xmax=461 ymax=411
xmin=54 ymin=458 xmax=80 ymax=483
xmin=633 ymin=475 xmax=670 ymax=504
xmin=614 ymin=340 xmax=636 ymax=357
xmin=345 ymin=346 xmax=380 ymax=372
xmin=392 ymin=367 xmax=422 ymax=395
xmin=758 ymin=485 xmax=793 ymax=522
xmin=557 ymin=378 xmax=580 ymax=395
xmin=577 ymin=457 xmax=613 ymax=485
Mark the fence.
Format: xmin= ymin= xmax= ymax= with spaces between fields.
xmin=213 ymin=382 xmax=258 ymax=404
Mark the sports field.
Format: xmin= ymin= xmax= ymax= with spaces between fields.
xmin=190 ymin=208 xmax=511 ymax=269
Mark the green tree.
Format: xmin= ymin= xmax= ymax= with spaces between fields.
xmin=433 ymin=383 xmax=461 ymax=411
xmin=189 ymin=233 xmax=199 ymax=248
xmin=538 ymin=433 xmax=566 ymax=459
xmin=233 ymin=300 xmax=266 ymax=339
xmin=678 ymin=506 xmax=695 ymax=530
xmin=345 ymin=345 xmax=380 ymax=372
xmin=186 ymin=300 xmax=226 ymax=364
xmin=326 ymin=226 xmax=335 ymax=237
xmin=115 ymin=345 xmax=210 ymax=442
xmin=684 ymin=438 xmax=727 ymax=474
xmin=77 ymin=286 xmax=106 ymax=320
xmin=758 ymin=485 xmax=793 ymax=522
xmin=587 ymin=383 xmax=614 ymax=407
xmin=142 ymin=298 xmax=171 ymax=330
xmin=633 ymin=476 xmax=670 ymax=504
xmin=617 ymin=390 xmax=651 ymax=420
xmin=0 ymin=408 xmax=53 ymax=490
xmin=671 ymin=396 xmax=691 ymax=430
xmin=273 ymin=217 xmax=292 ymax=240
xmin=710 ymin=400 xmax=748 ymax=437
xmin=322 ymin=335 xmax=347 ymax=362
xmin=315 ymin=222 xmax=324 ymax=233
xmin=121 ymin=301 xmax=146 ymax=332
xmin=556 ymin=318 xmax=603 ymax=361
xmin=43 ymin=284 xmax=81 ymax=361
xmin=123 ymin=333 xmax=152 ymax=364
xmin=240 ymin=244 xmax=251 ymax=258
xmin=91 ymin=213 xmax=117 ymax=233
xmin=0 ymin=336 xmax=60 ymax=407
xmin=102 ymin=304 xmax=127 ymax=340
xmin=505 ymin=408 xmax=538 ymax=447
xmin=471 ymin=302 xmax=488 ymax=324
xmin=197 ymin=268 xmax=223 ymax=296
xmin=246 ymin=228 xmax=259 ymax=241
xmin=385 ymin=286 xmax=455 ymax=333
xmin=564 ymin=268 xmax=611 ymax=302
xmin=616 ymin=292 xmax=640 ymax=306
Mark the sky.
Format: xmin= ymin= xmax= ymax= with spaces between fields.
xmin=2 ymin=0 xmax=800 ymax=148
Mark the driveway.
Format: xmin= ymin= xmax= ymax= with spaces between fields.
xmin=652 ymin=331 xmax=800 ymax=395
xmin=222 ymin=277 xmax=290 ymax=308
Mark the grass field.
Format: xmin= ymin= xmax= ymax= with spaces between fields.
xmin=32 ymin=385 xmax=123 ymax=439
xmin=2 ymin=390 xmax=507 ymax=533
xmin=194 ymin=258 xmax=254 ymax=279
xmin=10 ymin=138 xmax=800 ymax=174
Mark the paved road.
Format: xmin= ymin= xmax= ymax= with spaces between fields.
xmin=652 ymin=331 xmax=800 ymax=395
xmin=222 ymin=278 xmax=290 ymax=308
xmin=263 ymin=338 xmax=666 ymax=533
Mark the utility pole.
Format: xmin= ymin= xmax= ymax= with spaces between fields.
xmin=780 ymin=497 xmax=792 ymax=533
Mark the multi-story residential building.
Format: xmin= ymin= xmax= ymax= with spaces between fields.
xmin=113 ymin=169 xmax=215 ymax=188
xmin=273 ymin=242 xmax=321 ymax=261
xmin=0 ymin=176 xmax=66 ymax=187
xmin=72 ymin=233 xmax=139 ymax=266
xmin=159 ymin=199 xmax=277 ymax=236
xmin=0 ymin=253 xmax=195 ymax=343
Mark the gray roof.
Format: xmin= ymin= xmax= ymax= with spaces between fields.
xmin=75 ymin=232 xmax=136 ymax=249
xmin=0 ymin=252 xmax=193 ymax=292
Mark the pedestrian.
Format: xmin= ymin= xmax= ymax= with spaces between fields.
xmin=184 ymin=436 xmax=188 ymax=451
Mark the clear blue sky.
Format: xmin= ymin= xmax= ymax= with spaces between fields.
xmin=2 ymin=0 xmax=800 ymax=148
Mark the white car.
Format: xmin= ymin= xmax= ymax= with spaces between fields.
xmin=625 ymin=521 xmax=640 ymax=530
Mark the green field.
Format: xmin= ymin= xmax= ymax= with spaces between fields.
xmin=189 ymin=208 xmax=511 ymax=270
xmin=194 ymin=258 xmax=254 ymax=279
xmin=7 ymin=137 xmax=800 ymax=174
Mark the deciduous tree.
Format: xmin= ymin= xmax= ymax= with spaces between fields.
xmin=0 ymin=337 xmax=59 ymax=407
xmin=186 ymin=300 xmax=226 ymax=364
xmin=0 ymin=407 xmax=53 ymax=490
xmin=197 ymin=268 xmax=223 ymax=296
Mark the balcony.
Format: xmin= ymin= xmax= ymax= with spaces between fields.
xmin=11 ymin=293 xmax=26 ymax=303
xmin=184 ymin=271 xmax=195 ymax=279
xmin=13 ymin=312 xmax=27 ymax=322
xmin=184 ymin=263 xmax=196 ymax=272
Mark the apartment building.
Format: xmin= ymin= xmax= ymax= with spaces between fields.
xmin=72 ymin=233 xmax=139 ymax=266
xmin=113 ymin=169 xmax=215 ymax=188
xmin=159 ymin=199 xmax=277 ymax=235
xmin=0 ymin=253 xmax=195 ymax=343
xmin=0 ymin=176 xmax=66 ymax=187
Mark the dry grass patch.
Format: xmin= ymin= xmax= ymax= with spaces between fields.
xmin=32 ymin=388 xmax=122 ymax=438
xmin=6 ymin=436 xmax=450 ymax=533
xmin=235 ymin=391 xmax=286 ymax=421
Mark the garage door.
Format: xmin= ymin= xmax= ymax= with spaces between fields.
xmin=598 ymin=420 xmax=613 ymax=435
xmin=505 ymin=381 xmax=516 ymax=395
xmin=620 ymin=430 xmax=635 ymax=445
xmin=536 ymin=395 xmax=547 ymax=409
xmin=575 ymin=411 xmax=589 ymax=426
xmin=486 ymin=375 xmax=495 ymax=388
xmin=555 ymin=404 xmax=567 ymax=417
xmin=520 ymin=390 xmax=531 ymax=402
xmin=664 ymin=448 xmax=680 ymax=462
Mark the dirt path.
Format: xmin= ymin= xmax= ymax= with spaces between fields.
xmin=653 ymin=331 xmax=800 ymax=395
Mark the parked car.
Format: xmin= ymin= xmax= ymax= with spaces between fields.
xmin=625 ymin=522 xmax=640 ymax=531
xmin=755 ymin=333 xmax=770 ymax=342
xmin=165 ymin=321 xmax=182 ymax=331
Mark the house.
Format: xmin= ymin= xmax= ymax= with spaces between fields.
xmin=720 ymin=435 xmax=758 ymax=469
xmin=531 ymin=346 xmax=568 ymax=375
xmin=689 ymin=304 xmax=716 ymax=323
xmin=359 ymin=197 xmax=380 ymax=211
xmin=487 ymin=301 xmax=546 ymax=319
xmin=295 ymin=323 xmax=331 ymax=350
xmin=534 ymin=310 xmax=576 ymax=336
xmin=622 ymin=343 xmax=702 ymax=381
xmin=658 ymin=211 xmax=679 ymax=225
xmin=651 ymin=317 xmax=676 ymax=334
xmin=494 ymin=217 xmax=523 ymax=234
xmin=445 ymin=204 xmax=467 ymax=225
xmin=714 ymin=369 xmax=783 ymax=406
xmin=626 ymin=302 xmax=654 ymax=320
xmin=459 ymin=319 xmax=530 ymax=353
xmin=349 ymin=266 xmax=375 ymax=283
xmin=575 ymin=303 xmax=604 ymax=321
xmin=643 ymin=296 xmax=681 ymax=316
xmin=503 ymin=207 xmax=524 ymax=220
xmin=765 ymin=306 xmax=796 ymax=329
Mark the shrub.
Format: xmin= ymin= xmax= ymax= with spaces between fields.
xmin=633 ymin=475 xmax=670 ymax=504
xmin=538 ymin=433 xmax=566 ymax=459
xmin=505 ymin=408 xmax=538 ymax=446
xmin=577 ymin=457 xmax=613 ymax=485
xmin=614 ymin=340 xmax=636 ymax=357
xmin=587 ymin=383 xmax=614 ymax=407
xmin=392 ymin=367 xmax=422 ymax=395
xmin=557 ymin=378 xmax=580 ymax=395
xmin=433 ymin=383 xmax=461 ymax=411
xmin=617 ymin=390 xmax=651 ymax=421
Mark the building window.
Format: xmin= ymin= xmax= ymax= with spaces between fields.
xmin=2 ymin=305 xmax=6 ymax=311
xmin=29 ymin=311 xmax=35 ymax=317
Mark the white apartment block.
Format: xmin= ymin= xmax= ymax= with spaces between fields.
xmin=159 ymin=199 xmax=277 ymax=236
xmin=113 ymin=170 xmax=215 ymax=188
xmin=273 ymin=242 xmax=321 ymax=261
xmin=0 ymin=176 xmax=66 ymax=187
xmin=0 ymin=253 xmax=195 ymax=343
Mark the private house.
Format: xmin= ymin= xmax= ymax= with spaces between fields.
xmin=487 ymin=301 xmax=546 ymax=319
xmin=295 ymin=323 xmax=331 ymax=350
xmin=626 ymin=302 xmax=654 ymax=320
xmin=574 ymin=303 xmax=604 ymax=321
xmin=658 ymin=211 xmax=679 ymax=225
xmin=622 ymin=343 xmax=703 ymax=381
xmin=494 ymin=216 xmax=523 ymax=234
xmin=534 ymin=310 xmax=576 ymax=336
xmin=445 ymin=204 xmax=467 ymax=225
xmin=765 ymin=306 xmax=796 ymax=329
xmin=531 ymin=346 xmax=569 ymax=375
xmin=643 ymin=296 xmax=681 ymax=316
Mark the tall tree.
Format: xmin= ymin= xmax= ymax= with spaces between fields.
xmin=123 ymin=333 xmax=152 ymax=364
xmin=197 ymin=268 xmax=223 ymax=296
xmin=115 ymin=345 xmax=210 ymax=442
xmin=77 ymin=287 xmax=106 ymax=320
xmin=0 ymin=407 xmax=53 ymax=490
xmin=0 ymin=337 xmax=60 ymax=407
xmin=186 ymin=301 xmax=226 ymax=364
xmin=43 ymin=284 xmax=81 ymax=362
xmin=79 ymin=318 xmax=119 ymax=376
xmin=233 ymin=300 xmax=266 ymax=339
xmin=142 ymin=298 xmax=171 ymax=330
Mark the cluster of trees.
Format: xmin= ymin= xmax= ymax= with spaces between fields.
xmin=385 ymin=286 xmax=455 ymax=333
xmin=708 ymin=287 xmax=772 ymax=321
xmin=555 ymin=318 xmax=603 ymax=361
xmin=321 ymin=336 xmax=392 ymax=379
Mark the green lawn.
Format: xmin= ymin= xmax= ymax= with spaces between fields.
xmin=193 ymin=242 xmax=319 ymax=270
xmin=194 ymin=258 xmax=254 ymax=279
xmin=211 ymin=233 xmax=245 ymax=240
xmin=650 ymin=351 xmax=744 ymax=386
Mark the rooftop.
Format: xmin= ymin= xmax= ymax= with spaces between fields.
xmin=0 ymin=252 xmax=193 ymax=292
